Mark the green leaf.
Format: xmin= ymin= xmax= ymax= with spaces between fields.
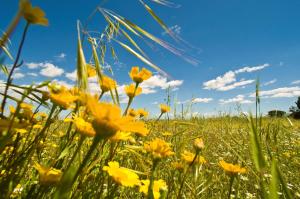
xmin=114 ymin=39 xmax=167 ymax=76
xmin=139 ymin=0 xmax=178 ymax=41
xmin=76 ymin=21 xmax=89 ymax=91
xmin=249 ymin=115 xmax=266 ymax=171
xmin=269 ymin=160 xmax=279 ymax=199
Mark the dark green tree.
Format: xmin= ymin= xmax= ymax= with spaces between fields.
xmin=289 ymin=96 xmax=300 ymax=119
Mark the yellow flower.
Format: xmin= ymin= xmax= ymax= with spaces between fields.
xmin=139 ymin=179 xmax=167 ymax=199
xmin=129 ymin=66 xmax=152 ymax=83
xmin=19 ymin=0 xmax=48 ymax=26
xmin=9 ymin=106 xmax=16 ymax=115
xmin=19 ymin=103 xmax=34 ymax=120
xmin=35 ymin=112 xmax=48 ymax=120
xmin=125 ymin=84 xmax=142 ymax=98
xmin=85 ymin=94 xmax=148 ymax=138
xmin=109 ymin=131 xmax=133 ymax=142
xmin=181 ymin=150 xmax=206 ymax=164
xmin=87 ymin=64 xmax=97 ymax=77
xmin=172 ymin=162 xmax=184 ymax=171
xmin=128 ymin=109 xmax=138 ymax=118
xmin=49 ymin=86 xmax=78 ymax=109
xmin=159 ymin=104 xmax=170 ymax=114
xmin=33 ymin=124 xmax=43 ymax=129
xmin=219 ymin=160 xmax=246 ymax=175
xmin=162 ymin=131 xmax=172 ymax=136
xmin=100 ymin=76 xmax=117 ymax=93
xmin=15 ymin=128 xmax=28 ymax=134
xmin=193 ymin=138 xmax=204 ymax=151
xmin=103 ymin=161 xmax=140 ymax=187
xmin=137 ymin=109 xmax=149 ymax=118
xmin=64 ymin=118 xmax=73 ymax=123
xmin=33 ymin=162 xmax=62 ymax=185
xmin=73 ymin=116 xmax=96 ymax=137
xmin=144 ymin=138 xmax=174 ymax=159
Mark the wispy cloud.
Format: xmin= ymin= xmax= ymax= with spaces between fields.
xmin=27 ymin=72 xmax=38 ymax=77
xmin=203 ymin=63 xmax=269 ymax=91
xmin=234 ymin=63 xmax=269 ymax=74
xmin=291 ymin=80 xmax=300 ymax=85
xmin=12 ymin=73 xmax=25 ymax=79
xmin=250 ymin=86 xmax=300 ymax=98
xmin=162 ymin=25 xmax=181 ymax=36
xmin=192 ymin=97 xmax=213 ymax=103
xmin=219 ymin=95 xmax=253 ymax=104
xmin=26 ymin=62 xmax=43 ymax=69
xmin=55 ymin=53 xmax=67 ymax=59
xmin=263 ymin=79 xmax=277 ymax=86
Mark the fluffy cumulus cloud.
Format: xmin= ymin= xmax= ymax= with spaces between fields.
xmin=24 ymin=62 xmax=64 ymax=77
xmin=39 ymin=63 xmax=64 ymax=77
xmin=141 ymin=75 xmax=183 ymax=94
xmin=250 ymin=86 xmax=300 ymax=98
xmin=203 ymin=63 xmax=269 ymax=91
xmin=219 ymin=95 xmax=253 ymax=104
xmin=65 ymin=70 xmax=77 ymax=81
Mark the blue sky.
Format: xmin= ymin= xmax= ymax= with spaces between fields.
xmin=1 ymin=0 xmax=300 ymax=116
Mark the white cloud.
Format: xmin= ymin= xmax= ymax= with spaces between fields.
xmin=27 ymin=72 xmax=38 ymax=77
xmin=55 ymin=53 xmax=66 ymax=59
xmin=291 ymin=80 xmax=300 ymax=85
xmin=219 ymin=95 xmax=253 ymax=104
xmin=39 ymin=63 xmax=64 ymax=77
xmin=250 ymin=86 xmax=300 ymax=98
xmin=162 ymin=25 xmax=181 ymax=36
xmin=66 ymin=70 xmax=77 ymax=81
xmin=26 ymin=62 xmax=43 ymax=69
xmin=263 ymin=79 xmax=277 ymax=86
xmin=234 ymin=63 xmax=270 ymax=74
xmin=217 ymin=79 xmax=255 ymax=91
xmin=203 ymin=63 xmax=269 ymax=91
xmin=141 ymin=75 xmax=183 ymax=94
xmin=12 ymin=73 xmax=24 ymax=79
xmin=192 ymin=98 xmax=213 ymax=103
xmin=203 ymin=71 xmax=236 ymax=90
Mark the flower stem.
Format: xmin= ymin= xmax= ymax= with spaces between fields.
xmin=147 ymin=159 xmax=159 ymax=199
xmin=227 ymin=175 xmax=235 ymax=199
xmin=1 ymin=22 xmax=30 ymax=115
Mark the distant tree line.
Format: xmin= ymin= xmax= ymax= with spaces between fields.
xmin=267 ymin=96 xmax=300 ymax=119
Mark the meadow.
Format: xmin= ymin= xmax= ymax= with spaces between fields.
xmin=1 ymin=1 xmax=300 ymax=199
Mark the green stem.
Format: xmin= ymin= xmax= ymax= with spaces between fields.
xmin=1 ymin=22 xmax=30 ymax=115
xmin=147 ymin=159 xmax=159 ymax=199
xmin=177 ymin=153 xmax=198 ymax=199
xmin=156 ymin=113 xmax=163 ymax=122
xmin=123 ymin=83 xmax=139 ymax=115
xmin=227 ymin=175 xmax=235 ymax=199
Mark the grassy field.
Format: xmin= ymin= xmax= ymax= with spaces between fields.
xmin=1 ymin=113 xmax=300 ymax=198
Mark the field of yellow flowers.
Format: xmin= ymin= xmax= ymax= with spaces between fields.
xmin=1 ymin=1 xmax=300 ymax=199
